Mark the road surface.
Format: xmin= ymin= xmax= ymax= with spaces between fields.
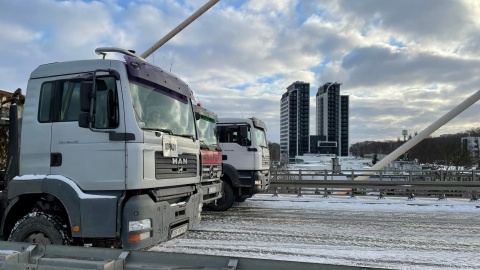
xmin=151 ymin=195 xmax=480 ymax=269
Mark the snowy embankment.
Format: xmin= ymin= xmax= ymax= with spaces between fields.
xmin=151 ymin=194 xmax=480 ymax=270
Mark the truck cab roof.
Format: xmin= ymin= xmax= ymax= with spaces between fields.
xmin=218 ymin=117 xmax=267 ymax=130
xmin=30 ymin=59 xmax=116 ymax=79
xmin=29 ymin=56 xmax=193 ymax=99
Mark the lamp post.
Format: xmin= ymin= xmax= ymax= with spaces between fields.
xmin=402 ymin=129 xmax=408 ymax=161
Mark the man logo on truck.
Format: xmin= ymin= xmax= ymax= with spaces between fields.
xmin=172 ymin=158 xmax=188 ymax=165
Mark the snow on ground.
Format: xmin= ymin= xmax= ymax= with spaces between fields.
xmin=151 ymin=194 xmax=480 ymax=270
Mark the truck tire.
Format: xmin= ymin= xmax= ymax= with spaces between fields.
xmin=207 ymin=182 xmax=234 ymax=211
xmin=8 ymin=212 xmax=72 ymax=245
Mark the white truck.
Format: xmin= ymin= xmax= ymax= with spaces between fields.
xmin=209 ymin=117 xmax=270 ymax=210
xmin=0 ymin=48 xmax=203 ymax=249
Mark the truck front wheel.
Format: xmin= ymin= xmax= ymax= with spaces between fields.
xmin=207 ymin=182 xmax=234 ymax=211
xmin=8 ymin=212 xmax=72 ymax=245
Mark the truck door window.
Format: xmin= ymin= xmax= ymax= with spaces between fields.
xmin=218 ymin=125 xmax=250 ymax=146
xmin=58 ymin=77 xmax=119 ymax=129
xmin=60 ymin=81 xmax=80 ymax=121
xmin=92 ymin=77 xmax=119 ymax=129
xmin=38 ymin=82 xmax=54 ymax=123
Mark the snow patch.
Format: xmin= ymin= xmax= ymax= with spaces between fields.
xmin=0 ymin=250 xmax=18 ymax=255
xmin=12 ymin=174 xmax=116 ymax=199
xmin=13 ymin=174 xmax=47 ymax=180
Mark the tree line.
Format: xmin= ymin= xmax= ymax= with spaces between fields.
xmin=350 ymin=128 xmax=480 ymax=168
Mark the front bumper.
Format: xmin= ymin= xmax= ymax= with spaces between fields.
xmin=253 ymin=170 xmax=270 ymax=193
xmin=200 ymin=180 xmax=223 ymax=204
xmin=121 ymin=186 xmax=202 ymax=250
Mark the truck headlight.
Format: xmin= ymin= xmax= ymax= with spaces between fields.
xmin=129 ymin=219 xmax=152 ymax=232
xmin=255 ymin=180 xmax=262 ymax=185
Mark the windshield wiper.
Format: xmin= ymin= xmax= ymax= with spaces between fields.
xmin=141 ymin=127 xmax=173 ymax=135
xmin=176 ymin=133 xmax=195 ymax=140
xmin=200 ymin=140 xmax=209 ymax=150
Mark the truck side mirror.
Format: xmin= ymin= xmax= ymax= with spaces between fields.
xmin=239 ymin=126 xmax=247 ymax=138
xmin=78 ymin=113 xmax=90 ymax=128
xmin=80 ymin=81 xmax=93 ymax=112
xmin=241 ymin=138 xmax=248 ymax=147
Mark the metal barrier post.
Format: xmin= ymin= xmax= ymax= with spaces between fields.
xmin=322 ymin=188 xmax=329 ymax=198
xmin=349 ymin=189 xmax=356 ymax=199
xmin=470 ymin=191 xmax=478 ymax=202
xmin=322 ymin=170 xmax=329 ymax=198
xmin=297 ymin=169 xmax=303 ymax=197
xmin=272 ymin=187 xmax=279 ymax=197
xmin=297 ymin=187 xmax=303 ymax=198
xmin=272 ymin=169 xmax=279 ymax=197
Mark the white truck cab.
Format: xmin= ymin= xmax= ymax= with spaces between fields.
xmin=213 ymin=117 xmax=270 ymax=210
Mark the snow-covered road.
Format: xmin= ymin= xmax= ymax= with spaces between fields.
xmin=151 ymin=195 xmax=480 ymax=269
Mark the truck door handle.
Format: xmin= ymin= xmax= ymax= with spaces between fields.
xmin=51 ymin=153 xmax=62 ymax=167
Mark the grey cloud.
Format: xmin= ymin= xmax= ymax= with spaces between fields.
xmin=335 ymin=46 xmax=480 ymax=89
xmin=336 ymin=0 xmax=472 ymax=41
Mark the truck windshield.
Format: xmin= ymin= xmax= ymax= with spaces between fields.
xmin=129 ymin=81 xmax=195 ymax=137
xmin=254 ymin=127 xmax=267 ymax=148
xmin=198 ymin=116 xmax=218 ymax=146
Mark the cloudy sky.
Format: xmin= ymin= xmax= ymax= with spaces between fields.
xmin=1 ymin=0 xmax=480 ymax=144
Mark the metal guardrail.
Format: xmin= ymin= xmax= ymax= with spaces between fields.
xmin=268 ymin=169 xmax=480 ymax=200
xmin=0 ymin=241 xmax=387 ymax=270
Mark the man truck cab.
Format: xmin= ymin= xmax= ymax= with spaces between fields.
xmin=213 ymin=117 xmax=270 ymax=210
xmin=0 ymin=48 xmax=202 ymax=249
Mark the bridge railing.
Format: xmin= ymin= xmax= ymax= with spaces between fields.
xmin=267 ymin=169 xmax=480 ymax=200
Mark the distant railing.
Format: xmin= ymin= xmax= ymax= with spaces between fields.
xmin=267 ymin=169 xmax=480 ymax=200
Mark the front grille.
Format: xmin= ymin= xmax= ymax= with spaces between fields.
xmin=155 ymin=152 xmax=197 ymax=179
xmin=201 ymin=164 xmax=222 ymax=181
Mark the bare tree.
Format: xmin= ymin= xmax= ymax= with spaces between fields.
xmin=268 ymin=142 xmax=280 ymax=163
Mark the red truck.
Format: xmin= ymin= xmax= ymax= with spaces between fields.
xmin=193 ymin=104 xmax=223 ymax=206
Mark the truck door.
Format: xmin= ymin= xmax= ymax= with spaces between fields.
xmin=50 ymin=76 xmax=126 ymax=191
xmin=19 ymin=80 xmax=55 ymax=176
xmin=218 ymin=124 xmax=254 ymax=171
